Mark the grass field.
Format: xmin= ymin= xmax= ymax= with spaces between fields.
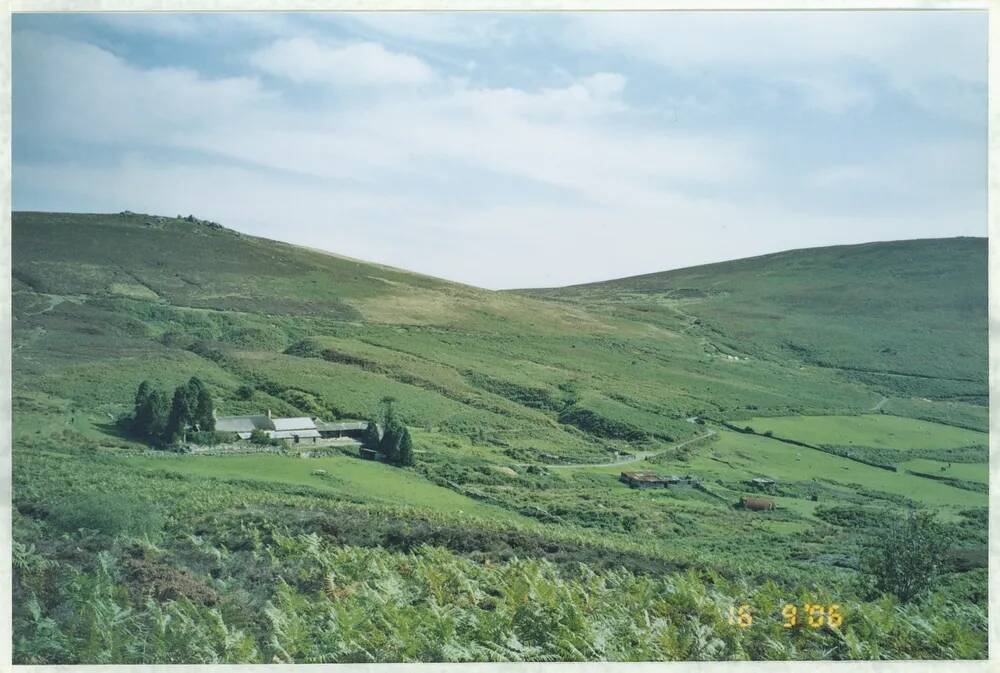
xmin=900 ymin=458 xmax=988 ymax=484
xmin=744 ymin=414 xmax=987 ymax=450
xmin=11 ymin=212 xmax=989 ymax=663
xmin=128 ymin=452 xmax=530 ymax=523
xmin=693 ymin=431 xmax=984 ymax=510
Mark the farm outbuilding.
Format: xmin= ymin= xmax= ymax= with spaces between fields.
xmin=215 ymin=414 xmax=272 ymax=440
xmin=270 ymin=417 xmax=321 ymax=443
xmin=316 ymin=420 xmax=372 ymax=440
xmin=747 ymin=477 xmax=777 ymax=491
xmin=620 ymin=471 xmax=693 ymax=489
xmin=215 ymin=412 xmax=323 ymax=444
xmin=739 ymin=497 xmax=776 ymax=511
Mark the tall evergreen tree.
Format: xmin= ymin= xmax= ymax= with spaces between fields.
xmin=186 ymin=377 xmax=204 ymax=425
xmin=134 ymin=380 xmax=153 ymax=412
xmin=194 ymin=386 xmax=215 ymax=431
xmin=378 ymin=396 xmax=401 ymax=461
xmin=380 ymin=420 xmax=403 ymax=464
xmin=145 ymin=389 xmax=170 ymax=441
xmin=380 ymin=396 xmax=397 ymax=426
xmin=165 ymin=386 xmax=193 ymax=444
xmin=132 ymin=383 xmax=153 ymax=438
xmin=361 ymin=419 xmax=380 ymax=449
xmin=397 ymin=427 xmax=414 ymax=466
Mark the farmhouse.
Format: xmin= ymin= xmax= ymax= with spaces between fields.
xmin=215 ymin=410 xmax=370 ymax=445
xmin=620 ymin=471 xmax=692 ymax=489
xmin=216 ymin=412 xmax=320 ymax=443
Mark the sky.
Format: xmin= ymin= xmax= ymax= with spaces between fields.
xmin=12 ymin=11 xmax=987 ymax=289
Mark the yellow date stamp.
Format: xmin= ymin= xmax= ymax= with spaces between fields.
xmin=727 ymin=603 xmax=843 ymax=630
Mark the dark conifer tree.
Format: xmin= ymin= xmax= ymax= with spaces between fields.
xmin=361 ymin=419 xmax=381 ymax=449
xmin=165 ymin=386 xmax=193 ymax=443
xmin=195 ymin=386 xmax=215 ymax=431
xmin=134 ymin=380 xmax=153 ymax=411
xmin=146 ymin=389 xmax=170 ymax=442
xmin=397 ymin=427 xmax=415 ymax=466
xmin=380 ymin=420 xmax=402 ymax=463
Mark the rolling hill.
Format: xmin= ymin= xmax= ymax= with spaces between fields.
xmin=523 ymin=238 xmax=987 ymax=397
xmin=11 ymin=211 xmax=989 ymax=663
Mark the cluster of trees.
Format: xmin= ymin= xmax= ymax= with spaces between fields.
xmin=129 ymin=378 xmax=215 ymax=446
xmin=364 ymin=397 xmax=414 ymax=466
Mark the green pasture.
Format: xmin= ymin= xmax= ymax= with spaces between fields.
xmin=900 ymin=459 xmax=988 ymax=484
xmin=128 ymin=452 xmax=528 ymax=523
xmin=745 ymin=414 xmax=987 ymax=450
xmin=10 ymin=213 xmax=990 ymax=663
xmin=682 ymin=431 xmax=984 ymax=510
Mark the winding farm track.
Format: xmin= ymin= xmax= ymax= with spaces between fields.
xmin=869 ymin=395 xmax=889 ymax=412
xmin=548 ymin=428 xmax=717 ymax=470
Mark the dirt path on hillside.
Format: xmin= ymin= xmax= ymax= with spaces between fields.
xmin=548 ymin=428 xmax=717 ymax=470
xmin=869 ymin=396 xmax=889 ymax=412
xmin=16 ymin=292 xmax=71 ymax=317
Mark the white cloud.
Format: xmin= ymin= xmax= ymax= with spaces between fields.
xmin=779 ymin=75 xmax=873 ymax=115
xmin=12 ymin=13 xmax=986 ymax=289
xmin=14 ymin=30 xmax=271 ymax=143
xmin=21 ymin=154 xmax=980 ymax=290
xmin=807 ymin=138 xmax=985 ymax=199
xmin=344 ymin=12 xmax=513 ymax=47
xmin=565 ymin=11 xmax=985 ymax=118
xmin=249 ymin=37 xmax=435 ymax=86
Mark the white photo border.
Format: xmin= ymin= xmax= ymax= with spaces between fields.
xmin=0 ymin=1 xmax=995 ymax=671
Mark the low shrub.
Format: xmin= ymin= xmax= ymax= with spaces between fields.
xmin=188 ymin=431 xmax=236 ymax=446
xmin=47 ymin=493 xmax=165 ymax=540
xmin=558 ymin=407 xmax=649 ymax=442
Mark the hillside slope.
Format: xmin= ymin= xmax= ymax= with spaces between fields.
xmin=11 ymin=212 xmax=989 ymax=663
xmin=521 ymin=237 xmax=988 ymax=428
xmin=15 ymin=211 xmax=924 ymax=457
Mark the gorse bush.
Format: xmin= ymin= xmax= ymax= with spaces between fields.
xmin=188 ymin=431 xmax=235 ymax=446
xmin=47 ymin=493 xmax=165 ymax=541
xmin=249 ymin=429 xmax=281 ymax=446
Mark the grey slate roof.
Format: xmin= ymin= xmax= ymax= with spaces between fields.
xmin=217 ymin=414 xmax=361 ymax=441
xmin=271 ymin=417 xmax=317 ymax=432
xmin=316 ymin=420 xmax=369 ymax=432
xmin=216 ymin=415 xmax=274 ymax=433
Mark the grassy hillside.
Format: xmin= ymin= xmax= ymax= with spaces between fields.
xmin=12 ymin=212 xmax=989 ymax=663
xmin=523 ymin=238 xmax=988 ymax=419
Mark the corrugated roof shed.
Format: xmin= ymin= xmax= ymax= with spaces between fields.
xmin=316 ymin=421 xmax=369 ymax=432
xmin=271 ymin=417 xmax=317 ymax=432
xmin=216 ymin=415 xmax=273 ymax=433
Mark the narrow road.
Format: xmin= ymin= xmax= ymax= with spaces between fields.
xmin=547 ymin=428 xmax=717 ymax=470
xmin=869 ymin=396 xmax=889 ymax=412
xmin=16 ymin=292 xmax=70 ymax=317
